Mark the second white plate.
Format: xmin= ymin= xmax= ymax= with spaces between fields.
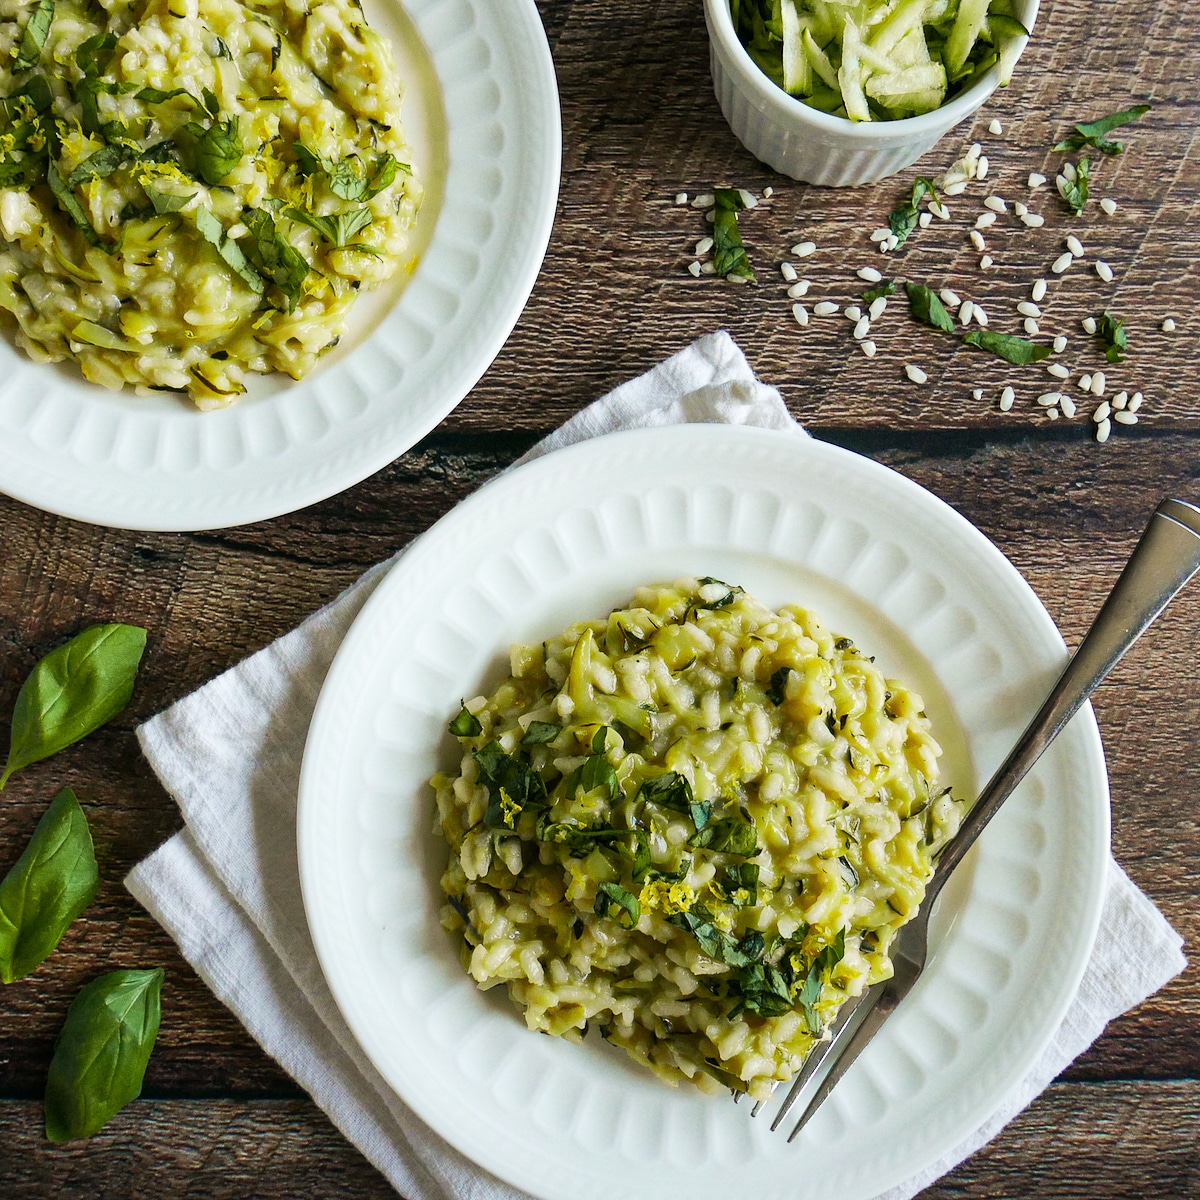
xmin=0 ymin=0 xmax=560 ymax=531
xmin=298 ymin=425 xmax=1110 ymax=1200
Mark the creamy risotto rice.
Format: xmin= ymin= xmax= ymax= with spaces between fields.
xmin=432 ymin=579 xmax=969 ymax=1098
xmin=0 ymin=0 xmax=420 ymax=406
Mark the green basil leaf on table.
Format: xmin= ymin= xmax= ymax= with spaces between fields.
xmin=905 ymin=281 xmax=956 ymax=333
xmin=1054 ymin=104 xmax=1150 ymax=155
xmin=0 ymin=787 xmax=97 ymax=983
xmin=44 ymin=967 xmax=164 ymax=1142
xmin=1 ymin=624 xmax=147 ymax=789
xmin=1097 ymin=311 xmax=1128 ymax=363
xmin=861 ymin=279 xmax=895 ymax=304
xmin=962 ymin=329 xmax=1053 ymax=365
xmin=1059 ymin=155 xmax=1090 ymax=215
xmin=711 ymin=188 xmax=755 ymax=282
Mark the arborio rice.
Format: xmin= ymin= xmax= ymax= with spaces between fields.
xmin=432 ymin=579 xmax=969 ymax=1099
xmin=0 ymin=0 xmax=420 ymax=406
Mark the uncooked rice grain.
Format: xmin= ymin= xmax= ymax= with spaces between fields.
xmin=1095 ymin=261 xmax=1114 ymax=283
xmin=905 ymin=364 xmax=928 ymax=383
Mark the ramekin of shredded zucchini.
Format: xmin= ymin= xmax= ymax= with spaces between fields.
xmin=0 ymin=0 xmax=421 ymax=407
xmin=431 ymin=578 xmax=969 ymax=1099
xmin=731 ymin=0 xmax=1030 ymax=121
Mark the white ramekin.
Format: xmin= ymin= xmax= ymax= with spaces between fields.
xmin=704 ymin=0 xmax=1040 ymax=187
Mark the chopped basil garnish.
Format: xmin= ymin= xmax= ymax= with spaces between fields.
xmin=296 ymin=144 xmax=402 ymax=201
xmin=66 ymin=144 xmax=127 ymax=189
xmin=593 ymin=882 xmax=640 ymax=929
xmin=213 ymin=35 xmax=232 ymax=59
xmin=1097 ymin=311 xmax=1127 ymax=363
xmin=578 ymin=750 xmax=620 ymax=801
xmin=962 ymin=329 xmax=1052 ymax=365
xmin=13 ymin=0 xmax=54 ymax=73
xmin=688 ymin=814 xmax=757 ymax=857
xmin=1059 ymin=156 xmax=1090 ymax=215
xmin=141 ymin=183 xmax=194 ymax=215
xmin=285 ymin=204 xmax=373 ymax=248
xmin=1054 ymin=105 xmax=1150 ymax=156
xmin=520 ymin=721 xmax=560 ymax=746
xmin=861 ymin=279 xmax=896 ymax=303
xmin=187 ymin=116 xmax=242 ymax=186
xmin=244 ymin=207 xmax=309 ymax=312
xmin=637 ymin=771 xmax=710 ymax=830
xmin=837 ymin=855 xmax=859 ymax=888
xmin=668 ymin=909 xmax=762 ymax=968
xmin=74 ymin=31 xmax=116 ymax=78
xmin=694 ymin=576 xmax=744 ymax=609
xmin=474 ymin=741 xmax=548 ymax=829
xmin=193 ymin=206 xmax=265 ymax=295
xmin=905 ymin=282 xmax=956 ymax=333
xmin=717 ymin=861 xmax=760 ymax=907
xmin=46 ymin=162 xmax=111 ymax=252
xmin=711 ymin=188 xmax=755 ymax=282
xmin=136 ymin=86 xmax=196 ymax=106
xmin=736 ymin=960 xmax=794 ymax=1016
xmin=447 ymin=705 xmax=482 ymax=737
xmin=796 ymin=928 xmax=846 ymax=1032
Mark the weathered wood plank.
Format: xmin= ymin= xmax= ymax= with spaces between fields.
xmin=0 ymin=1080 xmax=1197 ymax=1197
xmin=449 ymin=0 xmax=1200 ymax=434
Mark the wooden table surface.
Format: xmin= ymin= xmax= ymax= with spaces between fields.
xmin=3 ymin=0 xmax=1199 ymax=1195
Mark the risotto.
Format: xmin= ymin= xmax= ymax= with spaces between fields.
xmin=432 ymin=579 xmax=969 ymax=1098
xmin=0 ymin=0 xmax=420 ymax=406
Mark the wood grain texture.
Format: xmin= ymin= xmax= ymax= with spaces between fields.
xmin=1 ymin=0 xmax=1199 ymax=1194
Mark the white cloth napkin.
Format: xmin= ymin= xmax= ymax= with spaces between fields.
xmin=126 ymin=330 xmax=1185 ymax=1200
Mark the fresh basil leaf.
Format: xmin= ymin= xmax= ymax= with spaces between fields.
xmin=44 ymin=968 xmax=164 ymax=1142
xmin=905 ymin=282 xmax=956 ymax=333
xmin=447 ymin=705 xmax=482 ymax=737
xmin=193 ymin=206 xmax=265 ymax=295
xmin=711 ymin=188 xmax=755 ymax=282
xmin=13 ymin=0 xmax=54 ymax=73
xmin=188 ymin=116 xmax=242 ymax=185
xmin=766 ymin=666 xmax=791 ymax=705
xmin=861 ymin=279 xmax=896 ymax=303
xmin=520 ymin=720 xmax=560 ymax=746
xmin=201 ymin=86 xmax=221 ymax=118
xmin=213 ymin=35 xmax=232 ymax=59
xmin=795 ymin=928 xmax=846 ymax=1033
xmin=1058 ymin=155 xmax=1090 ymax=214
xmin=962 ymin=329 xmax=1053 ymax=365
xmin=1 ymin=624 xmax=146 ymax=789
xmin=0 ymin=788 xmax=97 ymax=984
xmin=2 ymin=73 xmax=53 ymax=122
xmin=243 ymin=207 xmax=309 ymax=312
xmin=1054 ymin=104 xmax=1150 ymax=155
xmin=66 ymin=144 xmax=128 ymax=189
xmin=590 ymin=726 xmax=609 ymax=755
xmin=688 ymin=815 xmax=758 ymax=857
xmin=1097 ymin=311 xmax=1128 ymax=363
xmin=593 ymin=881 xmax=640 ymax=929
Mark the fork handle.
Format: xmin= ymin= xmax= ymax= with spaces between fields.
xmin=928 ymin=499 xmax=1200 ymax=901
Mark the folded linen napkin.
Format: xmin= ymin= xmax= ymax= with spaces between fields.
xmin=126 ymin=330 xmax=1185 ymax=1200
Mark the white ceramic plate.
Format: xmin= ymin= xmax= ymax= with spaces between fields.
xmin=298 ymin=426 xmax=1110 ymax=1200
xmin=0 ymin=0 xmax=559 ymax=531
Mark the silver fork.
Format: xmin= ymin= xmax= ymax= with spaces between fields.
xmin=760 ymin=497 xmax=1200 ymax=1141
